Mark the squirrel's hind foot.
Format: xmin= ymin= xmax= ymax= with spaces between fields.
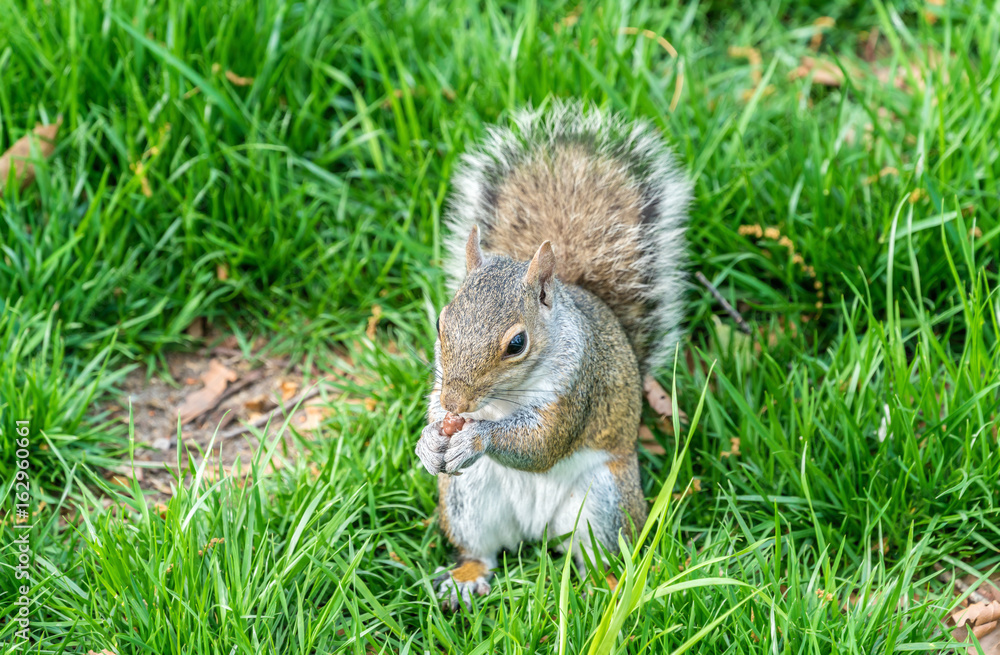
xmin=434 ymin=560 xmax=493 ymax=611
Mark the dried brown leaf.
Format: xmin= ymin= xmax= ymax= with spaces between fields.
xmin=638 ymin=424 xmax=666 ymax=455
xmin=225 ymin=70 xmax=254 ymax=86
xmin=644 ymin=375 xmax=674 ymax=418
xmin=176 ymin=359 xmax=238 ymax=424
xmin=619 ymin=27 xmax=677 ymax=57
xmin=280 ymin=380 xmax=299 ymax=401
xmin=789 ymin=56 xmax=846 ymax=86
xmin=924 ymin=0 xmax=944 ymax=24
xmin=951 ymin=601 xmax=1000 ymax=653
xmin=106 ymin=464 xmax=144 ymax=486
xmin=952 ymin=602 xmax=1000 ymax=630
xmin=728 ymin=46 xmax=763 ymax=85
xmin=296 ymin=405 xmax=329 ymax=431
xmin=810 ymin=17 xmax=836 ymax=50
xmin=129 ymin=160 xmax=153 ymax=197
xmin=366 ymin=305 xmax=383 ymax=340
xmin=185 ymin=316 xmax=205 ymax=339
xmin=673 ymin=477 xmax=702 ymax=500
xmin=244 ymin=395 xmax=276 ymax=414
xmin=0 ymin=118 xmax=62 ymax=191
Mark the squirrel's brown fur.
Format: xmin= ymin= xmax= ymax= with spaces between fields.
xmin=444 ymin=101 xmax=690 ymax=372
xmin=417 ymin=102 xmax=690 ymax=611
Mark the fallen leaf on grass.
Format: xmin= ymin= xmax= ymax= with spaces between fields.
xmin=673 ymin=477 xmax=702 ymax=500
xmin=937 ymin=565 xmax=1000 ymax=653
xmin=644 ymin=375 xmax=677 ymax=418
xmin=176 ymin=359 xmax=238 ymax=424
xmin=794 ymin=50 xmax=944 ymax=95
xmin=129 ymin=160 xmax=153 ymax=197
xmin=109 ymin=473 xmax=135 ymax=488
xmin=185 ymin=316 xmax=205 ymax=339
xmin=218 ymin=335 xmax=239 ymax=350
xmin=809 ymin=17 xmax=836 ymax=50
xmin=225 ymin=70 xmax=254 ymax=86
xmin=864 ymin=166 xmax=899 ymax=185
xmin=280 ymin=380 xmax=299 ymax=401
xmin=366 ymin=305 xmax=383 ymax=340
xmin=105 ymin=464 xmax=144 ymax=487
xmin=925 ymin=0 xmax=944 ymax=23
xmin=244 ymin=394 xmax=276 ymax=414
xmin=296 ymin=404 xmax=329 ymax=431
xmin=789 ymin=56 xmax=846 ymax=86
xmin=728 ymin=46 xmax=762 ymax=85
xmin=951 ymin=601 xmax=1000 ymax=649
xmin=0 ymin=118 xmax=62 ymax=191
xmin=638 ymin=424 xmax=666 ymax=455
xmin=721 ymin=437 xmax=741 ymax=459
xmin=952 ymin=601 xmax=1000 ymax=629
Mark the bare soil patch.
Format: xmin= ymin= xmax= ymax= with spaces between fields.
xmin=101 ymin=341 xmax=341 ymax=502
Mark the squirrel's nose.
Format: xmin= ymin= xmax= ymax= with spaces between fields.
xmin=440 ymin=385 xmax=471 ymax=414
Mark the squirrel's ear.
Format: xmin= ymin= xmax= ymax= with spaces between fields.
xmin=524 ymin=241 xmax=556 ymax=309
xmin=466 ymin=226 xmax=484 ymax=273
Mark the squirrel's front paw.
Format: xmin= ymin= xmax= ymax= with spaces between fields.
xmin=443 ymin=421 xmax=485 ymax=474
xmin=415 ymin=422 xmax=449 ymax=476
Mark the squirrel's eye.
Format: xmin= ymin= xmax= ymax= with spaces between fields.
xmin=436 ymin=315 xmax=440 ymax=334
xmin=505 ymin=332 xmax=527 ymax=357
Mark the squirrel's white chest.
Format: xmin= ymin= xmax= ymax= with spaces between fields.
xmin=445 ymin=449 xmax=617 ymax=555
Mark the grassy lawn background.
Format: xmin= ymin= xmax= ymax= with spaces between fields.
xmin=1 ymin=0 xmax=999 ymax=652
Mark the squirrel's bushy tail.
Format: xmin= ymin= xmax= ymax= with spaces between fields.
xmin=443 ymin=101 xmax=691 ymax=373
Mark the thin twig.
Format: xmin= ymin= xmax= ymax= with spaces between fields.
xmin=220 ymin=386 xmax=325 ymax=440
xmin=695 ymin=271 xmax=752 ymax=335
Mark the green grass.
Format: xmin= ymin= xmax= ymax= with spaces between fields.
xmin=2 ymin=0 xmax=999 ymax=652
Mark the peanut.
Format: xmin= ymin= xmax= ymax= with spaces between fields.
xmin=441 ymin=413 xmax=465 ymax=436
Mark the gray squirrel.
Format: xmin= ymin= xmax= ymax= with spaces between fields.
xmin=415 ymin=101 xmax=691 ymax=610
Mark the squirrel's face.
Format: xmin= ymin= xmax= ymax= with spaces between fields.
xmin=435 ymin=228 xmax=556 ymax=420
